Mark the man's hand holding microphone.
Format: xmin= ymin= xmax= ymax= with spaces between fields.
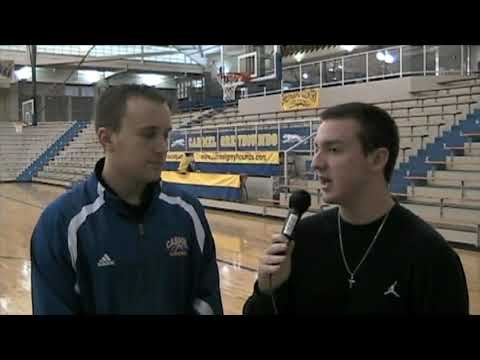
xmin=257 ymin=190 xmax=311 ymax=295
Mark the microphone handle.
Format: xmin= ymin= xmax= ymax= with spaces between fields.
xmin=281 ymin=210 xmax=300 ymax=240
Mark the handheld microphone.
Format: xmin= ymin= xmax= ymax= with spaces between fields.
xmin=281 ymin=190 xmax=311 ymax=240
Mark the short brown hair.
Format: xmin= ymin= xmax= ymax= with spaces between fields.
xmin=95 ymin=84 xmax=168 ymax=133
xmin=320 ymin=102 xmax=399 ymax=183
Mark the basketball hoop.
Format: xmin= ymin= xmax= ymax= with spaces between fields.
xmin=217 ymin=72 xmax=251 ymax=102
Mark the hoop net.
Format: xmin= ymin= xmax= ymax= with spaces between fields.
xmin=221 ymin=81 xmax=243 ymax=102
xmin=217 ymin=72 xmax=252 ymax=102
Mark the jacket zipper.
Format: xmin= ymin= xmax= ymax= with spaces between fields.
xmin=137 ymin=222 xmax=146 ymax=296
xmin=138 ymin=223 xmax=145 ymax=240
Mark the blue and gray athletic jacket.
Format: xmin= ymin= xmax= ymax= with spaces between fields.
xmin=31 ymin=158 xmax=223 ymax=315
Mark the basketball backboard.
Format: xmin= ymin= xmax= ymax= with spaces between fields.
xmin=22 ymin=99 xmax=34 ymax=125
xmin=220 ymin=45 xmax=282 ymax=83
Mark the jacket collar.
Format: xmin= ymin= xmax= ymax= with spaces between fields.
xmin=86 ymin=158 xmax=162 ymax=220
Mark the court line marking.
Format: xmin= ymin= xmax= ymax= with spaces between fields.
xmin=217 ymin=258 xmax=257 ymax=273
xmin=0 ymin=193 xmax=44 ymax=209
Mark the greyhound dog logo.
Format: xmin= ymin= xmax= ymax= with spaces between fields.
xmin=171 ymin=138 xmax=185 ymax=148
xmin=282 ymin=134 xmax=305 ymax=144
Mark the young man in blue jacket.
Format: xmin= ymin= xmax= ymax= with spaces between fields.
xmin=31 ymin=84 xmax=223 ymax=315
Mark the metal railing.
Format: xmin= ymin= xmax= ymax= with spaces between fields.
xmin=241 ymin=45 xmax=474 ymax=99
xmin=283 ymin=132 xmax=317 ymax=189
xmin=171 ymin=86 xmax=478 ymax=133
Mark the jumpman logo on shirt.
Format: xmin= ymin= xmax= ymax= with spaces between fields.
xmin=384 ymin=281 xmax=400 ymax=298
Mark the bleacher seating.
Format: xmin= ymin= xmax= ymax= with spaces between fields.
xmin=171 ymin=108 xmax=209 ymax=126
xmin=8 ymin=75 xmax=479 ymax=247
xmin=0 ymin=121 xmax=73 ymax=182
xmin=33 ymin=123 xmax=101 ymax=187
xmin=400 ymin=131 xmax=480 ymax=247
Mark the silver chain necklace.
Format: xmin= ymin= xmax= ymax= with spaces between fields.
xmin=338 ymin=207 xmax=392 ymax=289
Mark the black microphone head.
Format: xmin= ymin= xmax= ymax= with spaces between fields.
xmin=289 ymin=190 xmax=311 ymax=214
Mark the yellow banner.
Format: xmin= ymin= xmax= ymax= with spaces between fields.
xmin=161 ymin=171 xmax=241 ymax=188
xmin=166 ymin=152 xmax=185 ymax=162
xmin=281 ymin=88 xmax=320 ymax=111
xmin=194 ymin=151 xmax=279 ymax=164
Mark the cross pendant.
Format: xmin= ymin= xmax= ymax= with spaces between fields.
xmin=348 ymin=276 xmax=356 ymax=289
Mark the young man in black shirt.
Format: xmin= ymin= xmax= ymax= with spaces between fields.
xmin=243 ymin=102 xmax=469 ymax=315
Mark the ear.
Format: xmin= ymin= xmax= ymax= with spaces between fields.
xmin=97 ymin=127 xmax=116 ymax=153
xmin=369 ymin=147 xmax=390 ymax=174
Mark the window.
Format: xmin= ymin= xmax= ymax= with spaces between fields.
xmin=192 ymin=79 xmax=204 ymax=88
xmin=0 ymin=45 xmax=196 ymax=65
xmin=65 ymin=86 xmax=79 ymax=96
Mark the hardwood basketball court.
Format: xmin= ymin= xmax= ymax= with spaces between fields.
xmin=0 ymin=182 xmax=478 ymax=315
